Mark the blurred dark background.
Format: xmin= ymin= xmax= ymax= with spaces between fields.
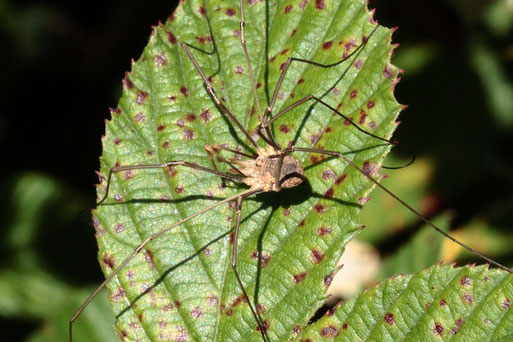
xmin=0 ymin=0 xmax=512 ymax=341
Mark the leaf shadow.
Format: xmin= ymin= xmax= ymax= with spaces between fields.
xmin=115 ymin=229 xmax=232 ymax=320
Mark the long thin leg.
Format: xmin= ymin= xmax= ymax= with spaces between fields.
xmin=204 ymin=144 xmax=247 ymax=178
xmin=262 ymin=93 xmax=415 ymax=170
xmin=273 ymin=153 xmax=285 ymax=192
xmin=211 ymin=143 xmax=257 ymax=160
xmin=262 ymin=26 xmax=379 ymax=122
xmin=291 ymin=146 xmax=513 ymax=274
xmin=182 ymin=43 xmax=260 ymax=149
xmin=97 ymin=160 xmax=244 ymax=205
xmin=231 ymin=193 xmax=269 ymax=342
xmin=263 ymin=93 xmax=396 ymax=146
xmin=69 ymin=188 xmax=258 ymax=342
xmin=239 ymin=0 xmax=276 ymax=148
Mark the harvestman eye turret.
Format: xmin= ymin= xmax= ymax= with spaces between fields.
xmin=70 ymin=0 xmax=513 ymax=341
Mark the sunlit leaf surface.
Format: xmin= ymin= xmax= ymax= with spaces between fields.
xmin=94 ymin=0 xmax=402 ymax=340
xmin=300 ymin=264 xmax=513 ymax=341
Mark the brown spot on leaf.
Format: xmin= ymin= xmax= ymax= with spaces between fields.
xmin=293 ymin=325 xmax=301 ymax=335
xmin=175 ymin=185 xmax=184 ymax=193
xmin=283 ymin=208 xmax=290 ymax=216
xmin=322 ymin=169 xmax=335 ymax=179
xmin=158 ymin=123 xmax=166 ymax=131
xmin=359 ymin=109 xmax=367 ymax=124
xmin=145 ymin=250 xmax=156 ymax=269
xmin=123 ymin=73 xmax=134 ymax=89
xmin=358 ymin=197 xmax=371 ymax=205
xmin=201 ymin=109 xmax=212 ymax=122
xmin=207 ymin=296 xmax=219 ymax=306
xmin=162 ymin=141 xmax=170 ymax=149
xmin=134 ymin=112 xmax=145 ymax=122
xmin=433 ymin=323 xmax=444 ymax=336
xmin=225 ymin=8 xmax=236 ymax=16
xmin=502 ymin=298 xmax=511 ymax=310
xmin=257 ymin=303 xmax=266 ymax=314
xmin=315 ymin=0 xmax=325 ymax=9
xmin=103 ymin=254 xmax=115 ymax=269
xmin=315 ymin=204 xmax=325 ymax=213
xmin=324 ymin=273 xmax=334 ymax=287
xmin=136 ymin=91 xmax=148 ymax=104
xmin=279 ymin=124 xmax=290 ymax=133
xmin=463 ymin=293 xmax=474 ymax=304
xmin=182 ymin=129 xmax=194 ymax=140
xmin=284 ymin=5 xmax=292 ymax=13
xmin=320 ymin=326 xmax=339 ymax=337
xmin=384 ymin=313 xmax=394 ymax=325
xmin=166 ymin=32 xmax=177 ymax=44
xmin=256 ymin=320 xmax=269 ymax=333
xmin=251 ymin=251 xmax=271 ymax=267
xmin=324 ymin=188 xmax=334 ymax=199
xmin=460 ymin=275 xmax=471 ymax=287
xmin=232 ymin=295 xmax=244 ymax=307
xmin=115 ymin=223 xmax=125 ymax=233
xmin=180 ymin=86 xmax=189 ymax=96
xmin=310 ymin=248 xmax=325 ymax=263
xmin=350 ymin=90 xmax=357 ymax=99
xmin=383 ymin=65 xmax=393 ymax=78
xmin=153 ymin=54 xmax=167 ymax=66
xmin=335 ymin=174 xmax=347 ymax=184
xmin=322 ymin=41 xmax=333 ymax=50
xmin=191 ymin=306 xmax=202 ymax=319
xmin=293 ymin=272 xmax=307 ymax=283
xmin=186 ymin=113 xmax=197 ymax=121
xmin=342 ymin=322 xmax=348 ymax=330
xmin=367 ymin=100 xmax=375 ymax=109
xmin=317 ymin=227 xmax=332 ymax=235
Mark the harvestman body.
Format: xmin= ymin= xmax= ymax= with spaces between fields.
xmin=70 ymin=0 xmax=513 ymax=341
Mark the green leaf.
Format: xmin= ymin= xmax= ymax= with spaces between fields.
xmin=93 ymin=0 xmax=402 ymax=341
xmin=299 ymin=264 xmax=513 ymax=341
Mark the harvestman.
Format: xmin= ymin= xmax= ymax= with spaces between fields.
xmin=70 ymin=1 xmax=513 ymax=341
